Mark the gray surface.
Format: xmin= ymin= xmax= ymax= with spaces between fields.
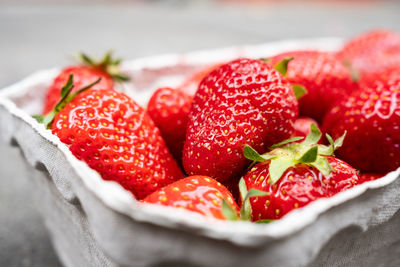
xmin=0 ymin=1 xmax=400 ymax=266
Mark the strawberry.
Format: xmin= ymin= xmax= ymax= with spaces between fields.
xmin=183 ymin=58 xmax=298 ymax=182
xmin=322 ymin=69 xmax=400 ymax=174
xmin=268 ymin=51 xmax=357 ymax=122
xmin=178 ymin=63 xmax=223 ymax=95
xmin=360 ymin=173 xmax=382 ymax=182
xmin=292 ymin=116 xmax=320 ymax=138
xmin=147 ymin=87 xmax=192 ymax=161
xmin=35 ymin=75 xmax=184 ymax=200
xmin=242 ymin=124 xmax=361 ymax=220
xmin=337 ymin=29 xmax=400 ymax=78
xmin=143 ymin=176 xmax=239 ymax=220
xmin=360 ymin=66 xmax=400 ymax=88
xmin=42 ymin=52 xmax=129 ymax=114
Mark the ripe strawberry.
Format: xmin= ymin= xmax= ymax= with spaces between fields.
xmin=322 ymin=70 xmax=400 ymax=174
xmin=143 ymin=176 xmax=239 ymax=220
xmin=360 ymin=66 xmax=400 ymax=88
xmin=242 ymin=124 xmax=361 ymax=220
xmin=35 ymin=75 xmax=184 ymax=200
xmin=269 ymin=51 xmax=357 ymax=122
xmin=147 ymin=87 xmax=192 ymax=161
xmin=292 ymin=117 xmax=319 ymax=138
xmin=183 ymin=58 xmax=298 ymax=182
xmin=178 ymin=63 xmax=223 ymax=95
xmin=42 ymin=52 xmax=128 ymax=114
xmin=360 ymin=173 xmax=382 ymax=182
xmin=337 ymin=29 xmax=400 ymax=78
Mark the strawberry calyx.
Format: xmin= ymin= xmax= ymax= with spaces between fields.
xmin=79 ymin=51 xmax=130 ymax=82
xmin=33 ymin=74 xmax=101 ymax=129
xmin=273 ymin=56 xmax=293 ymax=76
xmin=243 ymin=124 xmax=346 ymax=185
xmin=221 ymin=177 xmax=268 ymax=222
xmin=343 ymin=60 xmax=360 ymax=82
xmin=262 ymin=57 xmax=307 ymax=99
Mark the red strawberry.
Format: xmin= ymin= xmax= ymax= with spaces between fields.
xmin=360 ymin=173 xmax=382 ymax=182
xmin=269 ymin=51 xmax=357 ymax=122
xmin=337 ymin=29 xmax=400 ymax=78
xmin=178 ymin=63 xmax=223 ymax=95
xmin=292 ymin=116 xmax=319 ymax=138
xmin=43 ymin=52 xmax=128 ymax=114
xmin=183 ymin=58 xmax=298 ymax=182
xmin=35 ymin=75 xmax=183 ymax=200
xmin=143 ymin=176 xmax=239 ymax=220
xmin=221 ymin=176 xmax=241 ymax=203
xmin=322 ymin=70 xmax=400 ymax=174
xmin=360 ymin=66 xmax=400 ymax=88
xmin=147 ymin=87 xmax=192 ymax=161
xmin=242 ymin=124 xmax=361 ymax=221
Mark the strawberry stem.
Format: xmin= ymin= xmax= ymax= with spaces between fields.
xmin=33 ymin=74 xmax=101 ymax=129
xmin=243 ymin=124 xmax=347 ymax=185
xmin=273 ymin=57 xmax=294 ymax=76
xmin=79 ymin=51 xmax=130 ymax=82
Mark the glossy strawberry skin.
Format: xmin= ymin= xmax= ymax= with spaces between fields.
xmin=43 ymin=66 xmax=114 ymax=114
xmin=292 ymin=117 xmax=319 ymax=138
xmin=244 ymin=156 xmax=360 ymax=220
xmin=337 ymin=29 xmax=400 ymax=78
xmin=183 ymin=58 xmax=298 ymax=182
xmin=143 ymin=175 xmax=239 ymax=220
xmin=269 ymin=51 xmax=356 ymax=122
xmin=147 ymin=87 xmax=192 ymax=161
xmin=322 ymin=71 xmax=400 ymax=174
xmin=360 ymin=173 xmax=382 ymax=182
xmin=360 ymin=67 xmax=400 ymax=88
xmin=51 ymin=89 xmax=184 ymax=200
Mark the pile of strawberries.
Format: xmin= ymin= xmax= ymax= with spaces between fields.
xmin=35 ymin=29 xmax=400 ymax=222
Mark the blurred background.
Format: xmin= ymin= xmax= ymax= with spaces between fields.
xmin=0 ymin=0 xmax=399 ymax=266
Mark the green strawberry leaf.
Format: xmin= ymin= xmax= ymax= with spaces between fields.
xmin=260 ymin=57 xmax=271 ymax=63
xmin=32 ymin=115 xmax=44 ymax=123
xmin=239 ymin=177 xmax=248 ymax=203
xmin=318 ymin=144 xmax=334 ymax=156
xmin=79 ymin=51 xmax=130 ymax=82
xmin=334 ymin=131 xmax=347 ymax=150
xmin=269 ymin=157 xmax=295 ymax=184
xmin=311 ymin=156 xmax=332 ymax=177
xmin=298 ymin=145 xmax=318 ymax=163
xmin=319 ymin=134 xmax=335 ymax=156
xmin=270 ymin=136 xmax=304 ymax=149
xmin=274 ymin=57 xmax=294 ymax=76
xmin=303 ymin=124 xmax=322 ymax=146
xmin=221 ymin=199 xmax=239 ymax=221
xmin=240 ymin=188 xmax=269 ymax=221
xmin=255 ymin=219 xmax=274 ymax=224
xmin=80 ymin=52 xmax=95 ymax=65
xmin=60 ymin=75 xmax=74 ymax=98
xmin=292 ymin=84 xmax=307 ymax=99
xmin=112 ymin=73 xmax=131 ymax=82
xmin=102 ymin=51 xmax=112 ymax=66
xmin=343 ymin=60 xmax=360 ymax=82
xmin=243 ymin=145 xmax=276 ymax=162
